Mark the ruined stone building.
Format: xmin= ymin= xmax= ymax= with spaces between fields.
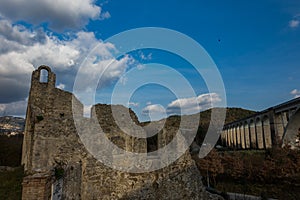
xmin=21 ymin=66 xmax=220 ymax=200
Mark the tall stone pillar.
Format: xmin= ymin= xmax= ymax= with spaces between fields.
xmin=229 ymin=128 xmax=233 ymax=148
xmin=255 ymin=119 xmax=265 ymax=149
xmin=232 ymin=127 xmax=235 ymax=148
xmin=263 ymin=117 xmax=272 ymax=149
xmin=274 ymin=112 xmax=286 ymax=145
xmin=250 ymin=120 xmax=256 ymax=149
xmin=240 ymin=124 xmax=245 ymax=149
xmin=236 ymin=126 xmax=241 ymax=149
xmin=244 ymin=123 xmax=251 ymax=149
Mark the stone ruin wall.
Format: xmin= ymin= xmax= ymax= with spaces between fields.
xmin=21 ymin=66 xmax=221 ymax=200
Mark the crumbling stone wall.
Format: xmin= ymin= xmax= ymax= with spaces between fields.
xmin=92 ymin=104 xmax=147 ymax=153
xmin=22 ymin=66 xmax=221 ymax=200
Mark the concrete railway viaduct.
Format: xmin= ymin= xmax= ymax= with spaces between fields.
xmin=220 ymin=97 xmax=300 ymax=149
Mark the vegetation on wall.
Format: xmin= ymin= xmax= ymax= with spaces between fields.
xmin=54 ymin=166 xmax=64 ymax=179
xmin=36 ymin=115 xmax=44 ymax=122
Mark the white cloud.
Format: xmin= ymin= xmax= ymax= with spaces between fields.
xmin=0 ymin=0 xmax=103 ymax=31
xmin=289 ymin=19 xmax=300 ymax=28
xmin=137 ymin=64 xmax=146 ymax=70
xmin=100 ymin=11 xmax=111 ymax=20
xmin=290 ymin=89 xmax=300 ymax=98
xmin=0 ymin=20 xmax=84 ymax=104
xmin=57 ymin=83 xmax=66 ymax=90
xmin=119 ymin=75 xmax=128 ymax=86
xmin=142 ymin=104 xmax=167 ymax=121
xmin=128 ymin=102 xmax=139 ymax=107
xmin=0 ymin=19 xmax=93 ymax=76
xmin=0 ymin=19 xmax=132 ymax=111
xmin=291 ymin=89 xmax=298 ymax=95
xmin=75 ymin=55 xmax=132 ymax=92
xmin=140 ymin=93 xmax=222 ymax=121
xmin=139 ymin=51 xmax=152 ymax=61
xmin=0 ymin=1 xmax=129 ymax=117
xmin=0 ymin=99 xmax=27 ymax=117
xmin=0 ymin=20 xmax=46 ymax=50
xmin=166 ymin=93 xmax=221 ymax=115
xmin=142 ymin=104 xmax=165 ymax=114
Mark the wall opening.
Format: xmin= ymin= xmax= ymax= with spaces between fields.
xmin=40 ymin=69 xmax=49 ymax=83
xmin=147 ymin=134 xmax=158 ymax=152
xmin=51 ymin=177 xmax=63 ymax=200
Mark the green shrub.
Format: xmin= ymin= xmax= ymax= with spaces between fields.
xmin=36 ymin=115 xmax=44 ymax=122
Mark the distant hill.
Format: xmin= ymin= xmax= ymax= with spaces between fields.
xmin=198 ymin=107 xmax=257 ymax=126
xmin=0 ymin=108 xmax=254 ymax=137
xmin=224 ymin=107 xmax=257 ymax=124
xmin=141 ymin=107 xmax=256 ymax=147
xmin=196 ymin=107 xmax=256 ymax=145
xmin=142 ymin=107 xmax=256 ymax=127
xmin=0 ymin=116 xmax=25 ymax=136
xmin=0 ymin=116 xmax=24 ymax=166
xmin=0 ymin=108 xmax=255 ymax=166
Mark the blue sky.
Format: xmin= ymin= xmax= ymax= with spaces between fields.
xmin=0 ymin=0 xmax=300 ymax=121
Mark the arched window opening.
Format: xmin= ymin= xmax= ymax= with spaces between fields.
xmin=40 ymin=69 xmax=49 ymax=83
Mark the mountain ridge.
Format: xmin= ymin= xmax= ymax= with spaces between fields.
xmin=0 ymin=116 xmax=25 ymax=136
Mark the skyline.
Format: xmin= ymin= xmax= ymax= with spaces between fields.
xmin=0 ymin=0 xmax=300 ymax=121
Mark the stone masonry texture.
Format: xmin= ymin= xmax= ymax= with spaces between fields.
xmin=21 ymin=66 xmax=222 ymax=200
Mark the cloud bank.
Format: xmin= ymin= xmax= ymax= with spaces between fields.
xmin=0 ymin=0 xmax=104 ymax=31
xmin=0 ymin=18 xmax=128 ymax=102
xmin=166 ymin=93 xmax=221 ymax=115
xmin=0 ymin=0 xmax=127 ymax=116
xmin=142 ymin=93 xmax=222 ymax=120
xmin=142 ymin=104 xmax=167 ymax=121
xmin=0 ymin=99 xmax=28 ymax=117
